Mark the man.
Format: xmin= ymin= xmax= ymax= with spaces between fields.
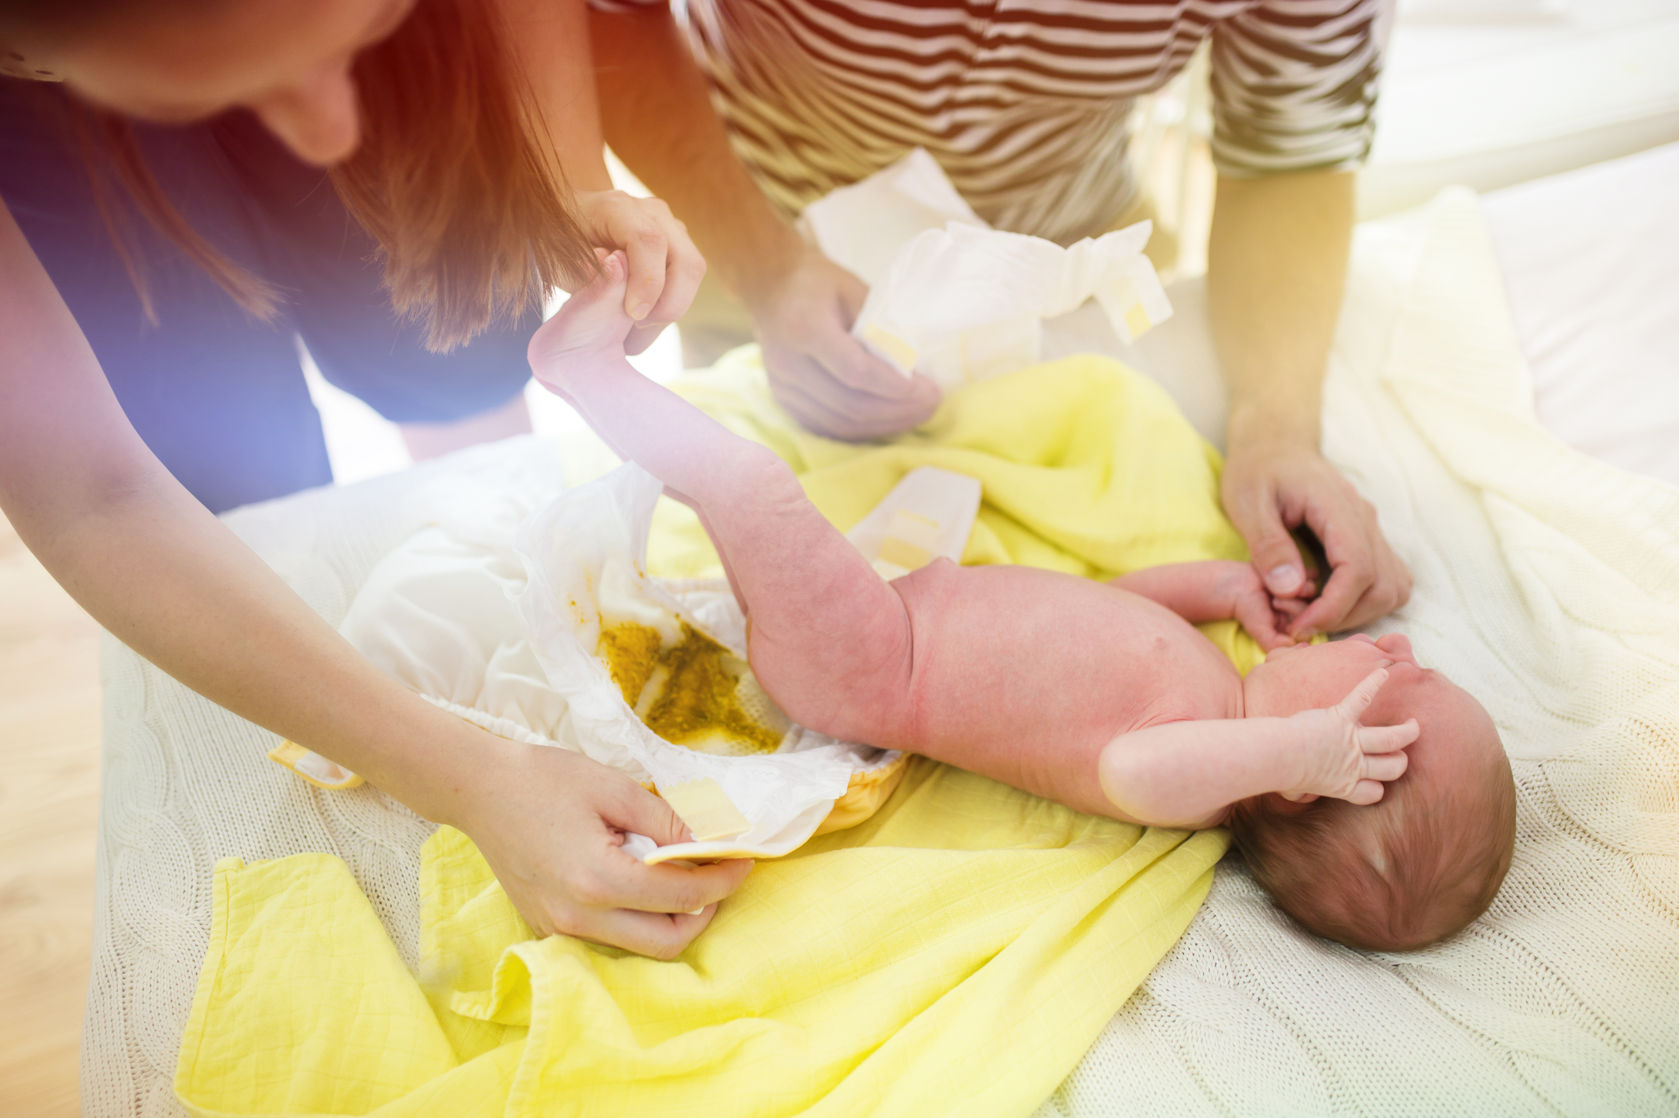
xmin=589 ymin=0 xmax=1408 ymax=639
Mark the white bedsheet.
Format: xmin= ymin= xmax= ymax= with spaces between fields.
xmin=82 ymin=164 xmax=1679 ymax=1115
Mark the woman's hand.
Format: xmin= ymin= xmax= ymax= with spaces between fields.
xmin=1221 ymin=438 xmax=1412 ymax=640
xmin=1280 ymin=667 xmax=1418 ymax=805
xmin=449 ymin=735 xmax=754 ymax=959
xmin=749 ymin=247 xmax=942 ymax=441
xmin=573 ymin=189 xmax=706 ymax=357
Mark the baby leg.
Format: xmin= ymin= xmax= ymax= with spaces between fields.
xmin=528 ymin=256 xmax=917 ymax=740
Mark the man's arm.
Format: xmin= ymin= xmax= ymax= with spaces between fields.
xmin=588 ymin=3 xmax=939 ymax=438
xmin=1210 ymin=169 xmax=1351 ymax=462
xmin=1207 ymin=167 xmax=1412 ymax=638
xmin=587 ymin=2 xmax=795 ymax=318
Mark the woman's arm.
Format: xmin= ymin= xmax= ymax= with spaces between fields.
xmin=0 ymin=203 xmax=748 ymax=957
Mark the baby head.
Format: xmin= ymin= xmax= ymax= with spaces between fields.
xmin=1231 ymin=634 xmax=1516 ymax=951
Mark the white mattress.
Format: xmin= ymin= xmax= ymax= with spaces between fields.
xmin=82 ymin=152 xmax=1679 ymax=1116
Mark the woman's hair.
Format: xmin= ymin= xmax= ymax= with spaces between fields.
xmin=330 ymin=0 xmax=596 ymax=350
xmin=15 ymin=0 xmax=596 ymax=351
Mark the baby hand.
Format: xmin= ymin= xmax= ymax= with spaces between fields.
xmin=1282 ymin=667 xmax=1418 ymax=804
xmin=527 ymin=251 xmax=638 ymax=391
xmin=1227 ymin=564 xmax=1309 ymax=652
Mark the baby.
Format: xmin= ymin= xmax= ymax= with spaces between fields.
xmin=531 ymin=255 xmax=1516 ymax=952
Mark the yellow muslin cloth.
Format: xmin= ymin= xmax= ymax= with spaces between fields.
xmin=176 ymin=355 xmax=1251 ymax=1118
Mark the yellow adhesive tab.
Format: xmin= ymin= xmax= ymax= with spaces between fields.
xmin=267 ymin=740 xmax=364 ymax=790
xmin=662 ymin=778 xmax=751 ymax=842
xmin=877 ymin=536 xmax=934 ymax=571
xmin=1106 ymin=275 xmax=1140 ymax=312
xmin=1123 ymin=301 xmax=1153 ymax=340
xmin=887 ymin=508 xmax=941 ymax=550
xmin=861 ymin=325 xmax=919 ymax=373
xmin=871 ymin=558 xmax=912 ymax=581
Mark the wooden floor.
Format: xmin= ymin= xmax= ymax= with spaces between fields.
xmin=0 ymin=510 xmax=102 ymax=1117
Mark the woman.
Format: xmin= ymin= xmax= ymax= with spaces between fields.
xmin=0 ymin=0 xmax=748 ymax=958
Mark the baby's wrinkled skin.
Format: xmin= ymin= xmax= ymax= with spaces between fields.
xmin=531 ymin=255 xmax=1442 ymax=832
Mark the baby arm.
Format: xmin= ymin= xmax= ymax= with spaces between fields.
xmin=1099 ymin=668 xmax=1417 ymax=826
xmin=1112 ymin=560 xmax=1299 ymax=651
xmin=527 ymin=254 xmax=917 ymax=739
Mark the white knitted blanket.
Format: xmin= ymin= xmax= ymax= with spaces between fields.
xmin=1039 ymin=192 xmax=1679 ymax=1117
xmin=81 ymin=193 xmax=1679 ymax=1117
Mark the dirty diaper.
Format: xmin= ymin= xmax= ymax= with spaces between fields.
xmin=271 ymin=462 xmax=983 ymax=865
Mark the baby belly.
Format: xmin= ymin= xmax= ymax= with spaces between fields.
xmin=891 ymin=565 xmax=1237 ymax=807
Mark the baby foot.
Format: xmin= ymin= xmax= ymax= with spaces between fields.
xmin=527 ymin=252 xmax=637 ymax=394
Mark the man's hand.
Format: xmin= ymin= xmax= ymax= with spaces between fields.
xmin=574 ymin=189 xmax=706 ymax=357
xmin=588 ymin=6 xmax=935 ymax=439
xmin=452 ymin=736 xmax=754 ymax=960
xmin=1281 ymin=667 xmax=1418 ymax=805
xmin=1221 ymin=439 xmax=1412 ymax=639
xmin=750 ymin=248 xmax=941 ymax=441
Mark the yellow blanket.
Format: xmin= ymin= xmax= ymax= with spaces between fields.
xmin=176 ymin=355 xmax=1249 ymax=1118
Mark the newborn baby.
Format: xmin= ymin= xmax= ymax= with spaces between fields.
xmin=531 ymin=254 xmax=1517 ymax=952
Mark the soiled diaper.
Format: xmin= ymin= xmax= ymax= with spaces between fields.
xmin=269 ymin=462 xmax=982 ymax=865
xmin=515 ymin=463 xmax=988 ymax=864
xmin=598 ymin=616 xmax=787 ymax=756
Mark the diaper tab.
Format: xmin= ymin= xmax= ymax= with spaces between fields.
xmin=660 ymin=778 xmax=753 ymax=843
xmin=267 ymin=740 xmax=364 ymax=790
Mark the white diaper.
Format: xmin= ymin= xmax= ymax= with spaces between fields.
xmin=800 ymin=148 xmax=1172 ymax=391
xmin=271 ymin=461 xmax=982 ymax=865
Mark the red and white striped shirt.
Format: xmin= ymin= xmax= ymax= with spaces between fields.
xmin=594 ymin=0 xmax=1391 ymax=244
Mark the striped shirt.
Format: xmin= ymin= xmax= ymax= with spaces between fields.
xmin=593 ymin=0 xmax=1390 ymax=244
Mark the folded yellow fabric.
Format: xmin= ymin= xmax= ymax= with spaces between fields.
xmin=176 ymin=355 xmax=1249 ymax=1118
